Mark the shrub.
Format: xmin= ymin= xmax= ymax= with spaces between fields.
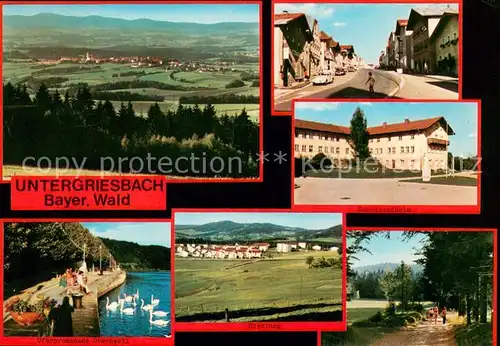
xmin=310 ymin=153 xmax=332 ymax=169
xmin=406 ymin=316 xmax=417 ymax=324
xmin=385 ymin=302 xmax=396 ymax=316
xmin=225 ymin=79 xmax=246 ymax=88
xmin=368 ymin=311 xmax=383 ymax=322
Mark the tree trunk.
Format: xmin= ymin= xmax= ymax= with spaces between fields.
xmin=473 ymin=277 xmax=480 ymax=323
xmin=466 ymin=293 xmax=471 ymax=325
xmin=479 ymin=276 xmax=487 ymax=323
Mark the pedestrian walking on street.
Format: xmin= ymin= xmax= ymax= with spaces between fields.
xmin=366 ymin=72 xmax=375 ymax=95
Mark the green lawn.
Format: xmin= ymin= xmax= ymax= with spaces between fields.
xmin=175 ymin=251 xmax=342 ymax=322
xmin=400 ymin=176 xmax=478 ymax=187
xmin=347 ymin=308 xmax=385 ymax=323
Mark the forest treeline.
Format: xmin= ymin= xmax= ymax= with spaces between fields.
xmin=99 ymin=237 xmax=170 ymax=272
xmin=3 ymin=82 xmax=259 ymax=177
xmin=348 ymin=231 xmax=493 ymax=325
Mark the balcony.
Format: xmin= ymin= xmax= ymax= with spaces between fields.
xmin=427 ymin=138 xmax=449 ymax=146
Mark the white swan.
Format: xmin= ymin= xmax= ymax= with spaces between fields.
xmin=106 ymin=297 xmax=119 ymax=310
xmin=133 ymin=289 xmax=139 ymax=299
xmin=151 ymin=294 xmax=160 ymax=306
xmin=149 ymin=309 xmax=169 ymax=326
xmin=120 ymin=300 xmax=135 ymax=314
xmin=124 ymin=293 xmax=134 ymax=303
xmin=132 ymin=296 xmax=137 ymax=307
xmin=152 ymin=310 xmax=169 ymax=317
xmin=141 ymin=299 xmax=153 ymax=311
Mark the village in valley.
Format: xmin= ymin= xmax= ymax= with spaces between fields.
xmin=174 ymin=213 xmax=344 ymax=324
xmin=176 ymin=241 xmax=339 ymax=259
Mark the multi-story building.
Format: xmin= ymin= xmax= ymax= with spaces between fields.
xmin=306 ymin=17 xmax=322 ymax=78
xmin=407 ymin=7 xmax=452 ymax=74
xmin=395 ymin=19 xmax=413 ymax=71
xmin=294 ymin=116 xmax=454 ymax=171
xmin=388 ymin=32 xmax=397 ymax=68
xmin=430 ymin=10 xmax=459 ymax=77
xmin=319 ymin=31 xmax=337 ymax=73
xmin=274 ymin=12 xmax=314 ymax=88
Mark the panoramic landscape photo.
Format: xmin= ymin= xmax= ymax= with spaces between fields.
xmin=2 ymin=3 xmax=261 ymax=179
xmin=3 ymin=222 xmax=172 ymax=337
xmin=294 ymin=101 xmax=479 ymax=207
xmin=174 ymin=212 xmax=344 ymax=325
xmin=322 ymin=229 xmax=495 ymax=346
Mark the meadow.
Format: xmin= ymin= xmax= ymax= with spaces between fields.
xmin=175 ymin=251 xmax=342 ymax=322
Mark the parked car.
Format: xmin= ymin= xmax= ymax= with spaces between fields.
xmin=335 ymin=69 xmax=346 ymax=76
xmin=312 ymin=73 xmax=333 ymax=85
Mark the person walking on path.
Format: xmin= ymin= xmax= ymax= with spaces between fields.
xmin=433 ymin=306 xmax=439 ymax=324
xmin=441 ymin=306 xmax=447 ymax=325
xmin=366 ymin=72 xmax=375 ymax=95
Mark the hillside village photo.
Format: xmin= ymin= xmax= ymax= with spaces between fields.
xmin=2 ymin=4 xmax=260 ymax=179
xmin=294 ymin=101 xmax=479 ymax=206
xmin=174 ymin=212 xmax=344 ymax=324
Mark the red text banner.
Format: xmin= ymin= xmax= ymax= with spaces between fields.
xmin=11 ymin=177 xmax=166 ymax=210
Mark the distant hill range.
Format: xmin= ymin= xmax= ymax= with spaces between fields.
xmin=3 ymin=13 xmax=259 ymax=34
xmin=175 ymin=220 xmax=342 ymax=242
xmin=3 ymin=13 xmax=259 ymax=58
xmin=353 ymin=262 xmax=423 ymax=275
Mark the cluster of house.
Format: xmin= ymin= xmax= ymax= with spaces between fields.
xmin=379 ymin=6 xmax=459 ymax=77
xmin=274 ymin=11 xmax=363 ymax=89
xmin=295 ymin=116 xmax=454 ymax=171
xmin=176 ymin=241 xmax=339 ymax=259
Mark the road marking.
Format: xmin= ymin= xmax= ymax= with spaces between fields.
xmin=387 ymin=73 xmax=405 ymax=98
xmin=274 ymin=83 xmax=313 ymax=100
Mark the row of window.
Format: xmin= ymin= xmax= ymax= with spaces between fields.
xmin=371 ymin=146 xmax=416 ymax=155
xmin=296 ymin=132 xmax=342 ymax=141
xmin=295 ymin=145 xmax=350 ymax=155
xmin=370 ymin=134 xmax=415 ymax=142
xmin=386 ymin=159 xmax=445 ymax=168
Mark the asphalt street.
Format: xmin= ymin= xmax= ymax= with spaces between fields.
xmin=274 ymin=68 xmax=459 ymax=113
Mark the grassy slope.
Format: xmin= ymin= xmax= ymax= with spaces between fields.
xmin=400 ymin=176 xmax=478 ymax=186
xmin=175 ymin=251 xmax=342 ymax=322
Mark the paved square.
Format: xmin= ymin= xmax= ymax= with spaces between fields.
xmin=294 ymin=177 xmax=477 ymax=205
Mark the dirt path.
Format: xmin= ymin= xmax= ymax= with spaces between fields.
xmin=371 ymin=317 xmax=458 ymax=346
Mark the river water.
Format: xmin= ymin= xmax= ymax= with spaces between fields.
xmin=98 ymin=272 xmax=172 ymax=337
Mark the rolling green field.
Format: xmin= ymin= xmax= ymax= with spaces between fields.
xmin=175 ymin=251 xmax=342 ymax=322
xmin=2 ymin=61 xmax=259 ymax=99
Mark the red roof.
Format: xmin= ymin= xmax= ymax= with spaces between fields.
xmin=341 ymin=45 xmax=353 ymax=50
xmin=295 ymin=119 xmax=350 ymax=135
xmin=319 ymin=31 xmax=332 ymax=41
xmin=225 ymin=247 xmax=236 ymax=251
xmin=296 ymin=117 xmax=453 ymax=136
xmin=251 ymin=249 xmax=261 ymax=253
xmin=274 ymin=12 xmax=304 ymax=22
xmin=368 ymin=117 xmax=445 ymax=136
xmin=398 ymin=19 xmax=408 ymax=26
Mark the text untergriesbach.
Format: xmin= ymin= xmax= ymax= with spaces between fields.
xmin=11 ymin=177 xmax=166 ymax=210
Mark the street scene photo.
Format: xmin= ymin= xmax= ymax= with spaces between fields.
xmin=294 ymin=101 xmax=479 ymax=207
xmin=274 ymin=3 xmax=460 ymax=113
xmin=322 ymin=230 xmax=495 ymax=346
xmin=174 ymin=212 xmax=344 ymax=323
xmin=3 ymin=222 xmax=172 ymax=337
xmin=2 ymin=4 xmax=260 ymax=179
